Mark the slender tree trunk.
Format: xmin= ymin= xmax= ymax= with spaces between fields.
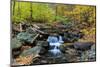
xmin=55 ymin=4 xmax=57 ymax=21
xmin=30 ymin=2 xmax=33 ymax=22
xmin=12 ymin=1 xmax=16 ymax=16
xmin=18 ymin=2 xmax=21 ymax=19
xmin=61 ymin=5 xmax=64 ymax=16
xmin=19 ymin=23 xmax=23 ymax=32
xmin=18 ymin=2 xmax=22 ymax=32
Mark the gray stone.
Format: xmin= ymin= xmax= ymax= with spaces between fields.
xmin=40 ymin=60 xmax=48 ymax=63
xmin=20 ymin=46 xmax=42 ymax=57
xmin=73 ymin=42 xmax=94 ymax=50
xmin=36 ymin=41 xmax=49 ymax=55
xmin=17 ymin=32 xmax=37 ymax=44
xmin=79 ymin=45 xmax=96 ymax=61
xmin=36 ymin=41 xmax=49 ymax=47
xmin=11 ymin=38 xmax=22 ymax=49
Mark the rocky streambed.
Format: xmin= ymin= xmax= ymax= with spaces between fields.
xmin=11 ymin=40 xmax=96 ymax=66
xmin=11 ymin=24 xmax=96 ymax=66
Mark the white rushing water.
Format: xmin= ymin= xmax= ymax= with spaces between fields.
xmin=47 ymin=35 xmax=64 ymax=57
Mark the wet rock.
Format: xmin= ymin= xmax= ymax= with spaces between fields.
xmin=59 ymin=45 xmax=66 ymax=53
xmin=49 ymin=45 xmax=55 ymax=50
xmin=88 ymin=45 xmax=96 ymax=61
xmin=61 ymin=56 xmax=68 ymax=62
xmin=63 ymin=32 xmax=83 ymax=43
xmin=11 ymin=38 xmax=22 ymax=49
xmin=26 ymin=27 xmax=36 ymax=34
xmin=36 ymin=41 xmax=49 ymax=55
xmin=73 ymin=42 xmax=94 ymax=50
xmin=11 ymin=38 xmax=22 ymax=58
xmin=20 ymin=46 xmax=42 ymax=57
xmin=17 ymin=32 xmax=37 ymax=44
xmin=65 ymin=48 xmax=78 ymax=56
xmin=40 ymin=60 xmax=48 ymax=64
xmin=12 ymin=50 xmax=21 ymax=56
xmin=39 ymin=47 xmax=48 ymax=55
xmin=78 ymin=45 xmax=96 ymax=62
xmin=20 ymin=41 xmax=49 ymax=57
xmin=36 ymin=41 xmax=49 ymax=47
xmin=37 ymin=34 xmax=49 ymax=41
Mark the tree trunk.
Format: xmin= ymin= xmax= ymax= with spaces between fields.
xmin=30 ymin=2 xmax=33 ymax=22
xmin=12 ymin=1 xmax=16 ymax=16
xmin=18 ymin=2 xmax=22 ymax=32
xmin=19 ymin=23 xmax=23 ymax=32
xmin=55 ymin=4 xmax=57 ymax=21
xmin=18 ymin=2 xmax=21 ymax=19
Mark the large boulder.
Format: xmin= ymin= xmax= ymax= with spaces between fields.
xmin=79 ymin=44 xmax=96 ymax=62
xmin=36 ymin=41 xmax=49 ymax=48
xmin=36 ymin=41 xmax=49 ymax=55
xmin=63 ymin=31 xmax=84 ymax=43
xmin=20 ymin=46 xmax=41 ymax=57
xmin=11 ymin=38 xmax=22 ymax=58
xmin=73 ymin=42 xmax=94 ymax=50
xmin=11 ymin=38 xmax=22 ymax=49
xmin=17 ymin=32 xmax=37 ymax=44
xmin=88 ymin=44 xmax=96 ymax=61
xmin=20 ymin=41 xmax=49 ymax=57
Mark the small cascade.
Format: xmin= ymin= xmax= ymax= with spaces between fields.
xmin=47 ymin=35 xmax=64 ymax=57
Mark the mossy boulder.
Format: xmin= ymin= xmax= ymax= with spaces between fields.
xmin=11 ymin=38 xmax=22 ymax=49
xmin=11 ymin=38 xmax=22 ymax=58
xmin=20 ymin=46 xmax=42 ymax=57
xmin=20 ymin=41 xmax=48 ymax=57
xmin=17 ymin=32 xmax=37 ymax=44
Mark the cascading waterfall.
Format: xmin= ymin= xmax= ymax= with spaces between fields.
xmin=47 ymin=35 xmax=64 ymax=57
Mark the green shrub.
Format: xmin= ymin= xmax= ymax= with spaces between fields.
xmin=55 ymin=16 xmax=70 ymax=24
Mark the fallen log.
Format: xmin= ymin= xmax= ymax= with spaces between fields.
xmin=31 ymin=33 xmax=40 ymax=43
xmin=31 ymin=27 xmax=48 ymax=35
xmin=32 ymin=24 xmax=40 ymax=29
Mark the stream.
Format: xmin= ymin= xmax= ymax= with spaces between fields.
xmin=47 ymin=35 xmax=64 ymax=57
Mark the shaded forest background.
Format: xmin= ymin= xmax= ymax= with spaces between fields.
xmin=11 ymin=1 xmax=96 ymax=42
